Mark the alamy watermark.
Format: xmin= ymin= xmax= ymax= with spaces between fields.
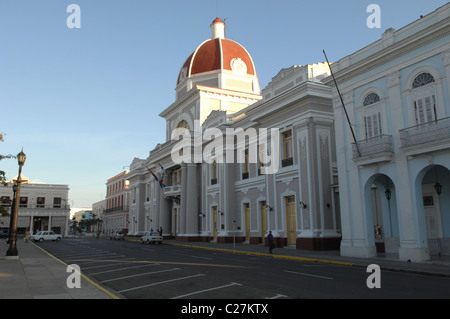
xmin=66 ymin=264 xmax=81 ymax=289
xmin=366 ymin=264 xmax=381 ymax=289
xmin=367 ymin=4 xmax=381 ymax=29
xmin=66 ymin=4 xmax=81 ymax=29
xmin=170 ymin=120 xmax=280 ymax=174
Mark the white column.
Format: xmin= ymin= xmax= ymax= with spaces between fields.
xmin=185 ymin=163 xmax=199 ymax=237
xmin=159 ymin=172 xmax=171 ymax=236
xmin=179 ymin=164 xmax=187 ymax=236
xmin=387 ymin=71 xmax=430 ymax=261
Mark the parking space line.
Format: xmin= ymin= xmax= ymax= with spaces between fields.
xmin=55 ymin=251 xmax=112 ymax=258
xmin=283 ymin=270 xmax=333 ymax=280
xmin=171 ymin=282 xmax=242 ymax=299
xmin=118 ymin=274 xmax=205 ymax=293
xmin=90 ymin=263 xmax=160 ymax=276
xmin=265 ymin=294 xmax=288 ymax=299
xmin=102 ymin=268 xmax=181 ymax=283
xmin=75 ymin=256 xmax=132 ymax=265
xmin=83 ymin=261 xmax=140 ymax=270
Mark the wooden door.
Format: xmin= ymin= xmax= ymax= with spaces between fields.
xmin=285 ymin=196 xmax=297 ymax=245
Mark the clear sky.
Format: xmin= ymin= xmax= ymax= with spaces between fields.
xmin=0 ymin=0 xmax=448 ymax=207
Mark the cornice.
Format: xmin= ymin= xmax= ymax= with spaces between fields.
xmin=324 ymin=16 xmax=450 ymax=86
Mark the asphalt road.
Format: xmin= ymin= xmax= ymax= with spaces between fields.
xmin=37 ymin=237 xmax=450 ymax=300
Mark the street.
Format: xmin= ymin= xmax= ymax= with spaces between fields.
xmin=37 ymin=237 xmax=450 ymax=299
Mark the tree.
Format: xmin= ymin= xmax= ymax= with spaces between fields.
xmin=0 ymin=133 xmax=16 ymax=185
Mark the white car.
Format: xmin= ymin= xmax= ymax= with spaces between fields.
xmin=30 ymin=231 xmax=62 ymax=242
xmin=141 ymin=231 xmax=163 ymax=245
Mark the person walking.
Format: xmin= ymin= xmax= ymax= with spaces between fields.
xmin=24 ymin=229 xmax=30 ymax=243
xmin=267 ymin=231 xmax=274 ymax=254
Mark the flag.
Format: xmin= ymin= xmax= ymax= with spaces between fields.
xmin=159 ymin=163 xmax=165 ymax=174
xmin=148 ymin=167 xmax=166 ymax=189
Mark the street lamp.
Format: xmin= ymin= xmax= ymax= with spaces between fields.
xmin=6 ymin=149 xmax=26 ymax=258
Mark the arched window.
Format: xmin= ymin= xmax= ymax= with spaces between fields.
xmin=177 ymin=120 xmax=190 ymax=131
xmin=362 ymin=92 xmax=382 ymax=139
xmin=412 ymin=72 xmax=435 ymax=89
xmin=411 ymin=72 xmax=437 ymax=124
xmin=363 ymin=92 xmax=380 ymax=106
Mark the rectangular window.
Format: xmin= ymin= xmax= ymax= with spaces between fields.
xmin=211 ymin=161 xmax=218 ymax=185
xmin=242 ymin=150 xmax=249 ymax=179
xmin=37 ymin=197 xmax=45 ymax=208
xmin=19 ymin=197 xmax=28 ymax=207
xmin=282 ymin=130 xmax=293 ymax=167
xmin=0 ymin=196 xmax=10 ymax=206
xmin=364 ymin=112 xmax=382 ymax=139
xmin=53 ymin=197 xmax=61 ymax=208
xmin=414 ymin=92 xmax=437 ymax=125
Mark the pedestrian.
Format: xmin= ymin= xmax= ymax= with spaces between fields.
xmin=267 ymin=231 xmax=274 ymax=254
xmin=159 ymin=227 xmax=163 ymax=236
xmin=24 ymin=229 xmax=30 ymax=243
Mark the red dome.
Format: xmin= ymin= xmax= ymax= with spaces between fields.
xmin=177 ymin=38 xmax=256 ymax=85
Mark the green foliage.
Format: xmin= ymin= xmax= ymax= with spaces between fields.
xmin=0 ymin=133 xmax=16 ymax=185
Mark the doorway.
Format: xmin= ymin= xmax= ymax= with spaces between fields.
xmin=212 ymin=206 xmax=218 ymax=241
xmin=244 ymin=203 xmax=250 ymax=242
xmin=260 ymin=201 xmax=267 ymax=242
xmin=285 ymin=196 xmax=297 ymax=245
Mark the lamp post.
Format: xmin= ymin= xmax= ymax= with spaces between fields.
xmin=6 ymin=149 xmax=26 ymax=258
xmin=6 ymin=184 xmax=17 ymax=243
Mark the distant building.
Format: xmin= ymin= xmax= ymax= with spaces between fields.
xmin=0 ymin=176 xmax=70 ymax=236
xmin=92 ymin=199 xmax=106 ymax=219
xmin=324 ymin=4 xmax=450 ymax=261
xmin=92 ymin=199 xmax=106 ymax=234
xmin=103 ymin=171 xmax=130 ymax=234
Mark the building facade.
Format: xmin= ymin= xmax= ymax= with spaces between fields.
xmin=102 ymin=171 xmax=130 ymax=235
xmin=325 ymin=4 xmax=450 ymax=261
xmin=0 ymin=177 xmax=70 ymax=236
xmin=125 ymin=18 xmax=341 ymax=250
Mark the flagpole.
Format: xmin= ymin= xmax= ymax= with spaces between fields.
xmin=323 ymin=50 xmax=360 ymax=157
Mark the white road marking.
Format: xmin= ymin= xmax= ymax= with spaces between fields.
xmin=171 ymin=282 xmax=242 ymax=299
xmin=284 ymin=270 xmax=333 ymax=280
xmin=90 ymin=263 xmax=160 ymax=275
xmin=102 ymin=268 xmax=180 ymax=283
xmin=265 ymin=294 xmax=288 ymax=299
xmin=118 ymin=274 xmax=205 ymax=293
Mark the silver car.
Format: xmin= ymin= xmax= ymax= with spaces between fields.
xmin=110 ymin=230 xmax=125 ymax=240
xmin=30 ymin=231 xmax=62 ymax=242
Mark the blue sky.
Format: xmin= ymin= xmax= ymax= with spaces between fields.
xmin=0 ymin=0 xmax=448 ymax=207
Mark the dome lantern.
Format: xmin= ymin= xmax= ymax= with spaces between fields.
xmin=210 ymin=17 xmax=225 ymax=39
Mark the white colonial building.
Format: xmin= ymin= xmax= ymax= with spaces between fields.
xmin=125 ymin=18 xmax=341 ymax=250
xmin=0 ymin=177 xmax=70 ymax=236
xmin=325 ymin=4 xmax=450 ymax=261
xmin=102 ymin=170 xmax=130 ymax=235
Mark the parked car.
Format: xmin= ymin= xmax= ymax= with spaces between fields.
xmin=30 ymin=231 xmax=62 ymax=242
xmin=0 ymin=229 xmax=9 ymax=238
xmin=141 ymin=231 xmax=163 ymax=245
xmin=109 ymin=230 xmax=125 ymax=240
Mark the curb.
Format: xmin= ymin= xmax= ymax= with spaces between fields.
xmin=31 ymin=242 xmax=123 ymax=299
xmin=164 ymin=242 xmax=355 ymax=267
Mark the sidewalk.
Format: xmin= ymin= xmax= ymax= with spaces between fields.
xmin=1 ymin=238 xmax=449 ymax=299
xmin=0 ymin=239 xmax=119 ymax=299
